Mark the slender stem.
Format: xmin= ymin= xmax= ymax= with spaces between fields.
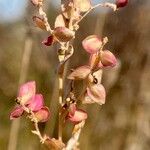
xmin=21 ymin=105 xmax=45 ymax=143
xmin=66 ymin=121 xmax=85 ymax=150
xmin=76 ymin=2 xmax=116 ymax=25
xmin=58 ymin=75 xmax=63 ymax=141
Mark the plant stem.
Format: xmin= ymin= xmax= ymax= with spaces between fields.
xmin=58 ymin=75 xmax=63 ymax=141
xmin=76 ymin=2 xmax=116 ymax=25
xmin=66 ymin=121 xmax=85 ymax=150
xmin=21 ymin=105 xmax=45 ymax=143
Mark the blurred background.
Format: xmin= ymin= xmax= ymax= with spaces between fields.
xmin=0 ymin=0 xmax=150 ymax=150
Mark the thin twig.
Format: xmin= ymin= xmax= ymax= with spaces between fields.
xmin=65 ymin=121 xmax=85 ymax=150
xmin=76 ymin=2 xmax=117 ymax=25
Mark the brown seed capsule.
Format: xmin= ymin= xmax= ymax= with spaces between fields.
xmin=32 ymin=16 xmax=46 ymax=30
xmin=53 ymin=27 xmax=75 ymax=42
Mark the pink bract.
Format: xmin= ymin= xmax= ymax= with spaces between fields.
xmin=100 ymin=50 xmax=117 ymax=67
xmin=82 ymin=35 xmax=102 ymax=54
xmin=86 ymin=84 xmax=106 ymax=105
xmin=18 ymin=81 xmax=36 ymax=104
xmin=10 ymin=106 xmax=24 ymax=120
xmin=34 ymin=107 xmax=50 ymax=122
xmin=27 ymin=94 xmax=44 ymax=112
xmin=68 ymin=109 xmax=87 ymax=124
xmin=68 ymin=65 xmax=91 ymax=80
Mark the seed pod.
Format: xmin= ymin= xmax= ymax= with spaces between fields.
xmin=53 ymin=27 xmax=75 ymax=42
xmin=32 ymin=16 xmax=46 ymax=30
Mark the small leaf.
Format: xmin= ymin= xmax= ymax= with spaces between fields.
xmin=28 ymin=94 xmax=44 ymax=112
xmin=82 ymin=35 xmax=102 ymax=54
xmin=42 ymin=35 xmax=54 ymax=46
xmin=18 ymin=81 xmax=36 ymax=104
xmin=34 ymin=107 xmax=50 ymax=122
xmin=10 ymin=106 xmax=24 ymax=120
xmin=68 ymin=109 xmax=87 ymax=124
xmin=68 ymin=66 xmax=91 ymax=80
xmin=32 ymin=16 xmax=46 ymax=30
xmin=73 ymin=0 xmax=91 ymax=12
xmin=53 ymin=27 xmax=75 ymax=42
xmin=87 ymin=84 xmax=106 ymax=105
xmin=100 ymin=50 xmax=117 ymax=67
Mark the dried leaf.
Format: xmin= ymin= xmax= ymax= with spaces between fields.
xmin=68 ymin=66 xmax=91 ymax=80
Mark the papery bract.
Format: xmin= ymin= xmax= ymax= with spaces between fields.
xmin=68 ymin=66 xmax=91 ymax=80
xmin=53 ymin=27 xmax=75 ymax=42
xmin=28 ymin=94 xmax=44 ymax=112
xmin=10 ymin=106 xmax=24 ymax=120
xmin=68 ymin=109 xmax=87 ymax=124
xmin=82 ymin=92 xmax=95 ymax=104
xmin=100 ymin=50 xmax=117 ymax=67
xmin=73 ymin=0 xmax=91 ymax=12
xmin=86 ymin=83 xmax=106 ymax=105
xmin=32 ymin=16 xmax=46 ymax=30
xmin=116 ymin=0 xmax=128 ymax=8
xmin=42 ymin=35 xmax=54 ymax=46
xmin=82 ymin=35 xmax=102 ymax=54
xmin=18 ymin=81 xmax=36 ymax=104
xmin=34 ymin=107 xmax=50 ymax=122
xmin=55 ymin=14 xmax=67 ymax=28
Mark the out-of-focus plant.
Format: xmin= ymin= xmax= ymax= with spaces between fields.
xmin=10 ymin=0 xmax=128 ymax=149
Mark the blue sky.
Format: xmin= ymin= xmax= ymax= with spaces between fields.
xmin=0 ymin=0 xmax=113 ymax=23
